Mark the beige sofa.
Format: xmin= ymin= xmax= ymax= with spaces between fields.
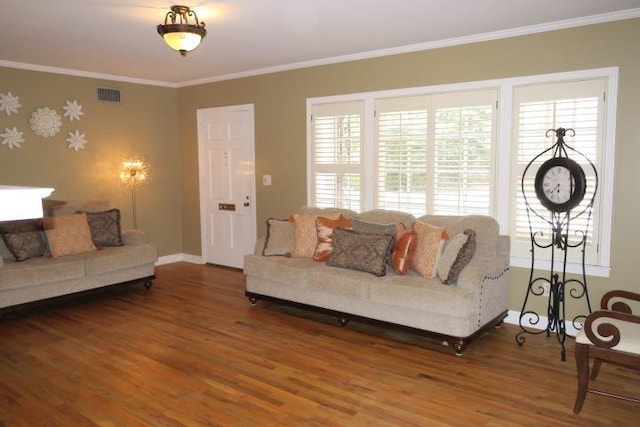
xmin=244 ymin=208 xmax=510 ymax=355
xmin=0 ymin=201 xmax=157 ymax=314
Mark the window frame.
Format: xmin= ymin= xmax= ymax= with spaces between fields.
xmin=307 ymin=67 xmax=618 ymax=277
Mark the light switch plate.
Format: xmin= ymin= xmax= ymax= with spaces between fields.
xmin=262 ymin=174 xmax=272 ymax=186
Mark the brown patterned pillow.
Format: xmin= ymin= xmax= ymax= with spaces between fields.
xmin=437 ymin=229 xmax=476 ymax=285
xmin=412 ymin=220 xmax=449 ymax=279
xmin=313 ymin=216 xmax=353 ymax=262
xmin=351 ymin=218 xmax=397 ymax=236
xmin=44 ymin=213 xmax=97 ymax=257
xmin=84 ymin=209 xmax=123 ymax=247
xmin=262 ymin=218 xmax=294 ymax=256
xmin=0 ymin=219 xmax=47 ymax=261
xmin=290 ymin=213 xmax=340 ymax=258
xmin=327 ymin=228 xmax=394 ymax=277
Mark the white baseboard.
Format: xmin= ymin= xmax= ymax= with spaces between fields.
xmin=505 ymin=309 xmax=582 ymax=336
xmin=156 ymin=253 xmax=203 ymax=266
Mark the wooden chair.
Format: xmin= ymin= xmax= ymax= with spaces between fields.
xmin=574 ymin=290 xmax=640 ymax=413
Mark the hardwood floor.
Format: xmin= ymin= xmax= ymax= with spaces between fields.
xmin=1 ymin=262 xmax=638 ymax=426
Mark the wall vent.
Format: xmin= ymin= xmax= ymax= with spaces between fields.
xmin=96 ymin=87 xmax=121 ymax=103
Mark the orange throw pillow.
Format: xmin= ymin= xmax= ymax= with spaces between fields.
xmin=313 ymin=216 xmax=353 ymax=261
xmin=411 ymin=220 xmax=449 ymax=279
xmin=44 ymin=213 xmax=97 ymax=257
xmin=290 ymin=213 xmax=340 ymax=258
xmin=391 ymin=223 xmax=418 ymax=275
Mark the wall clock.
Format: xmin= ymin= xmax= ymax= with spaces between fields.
xmin=534 ymin=156 xmax=586 ymax=213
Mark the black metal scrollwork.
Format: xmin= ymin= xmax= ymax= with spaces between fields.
xmin=515 ymin=128 xmax=598 ymax=361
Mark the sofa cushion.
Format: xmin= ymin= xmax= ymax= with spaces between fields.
xmin=372 ymin=272 xmax=476 ymax=317
xmin=0 ymin=255 xmax=85 ymax=290
xmin=437 ymin=229 xmax=476 ymax=285
xmin=244 ymin=254 xmax=320 ymax=285
xmin=411 ymin=220 xmax=449 ymax=279
xmin=308 ymin=267 xmax=374 ymax=298
xmin=82 ymin=244 xmax=157 ymax=276
xmin=313 ymin=216 xmax=353 ymax=262
xmin=44 ymin=213 xmax=97 ymax=257
xmin=327 ymin=228 xmax=393 ymax=277
xmin=0 ymin=219 xmax=47 ymax=261
xmin=262 ymin=218 xmax=294 ymax=256
xmin=84 ymin=209 xmax=124 ymax=247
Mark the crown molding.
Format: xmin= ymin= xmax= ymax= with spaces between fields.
xmin=2 ymin=8 xmax=638 ymax=88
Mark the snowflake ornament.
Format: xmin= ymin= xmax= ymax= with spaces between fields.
xmin=30 ymin=107 xmax=62 ymax=138
xmin=63 ymin=100 xmax=84 ymax=121
xmin=0 ymin=92 xmax=21 ymax=115
xmin=66 ymin=130 xmax=87 ymax=152
xmin=1 ymin=127 xmax=25 ymax=149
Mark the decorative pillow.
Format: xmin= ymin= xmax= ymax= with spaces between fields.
xmin=83 ymin=209 xmax=123 ymax=247
xmin=437 ymin=229 xmax=477 ymax=285
xmin=327 ymin=228 xmax=394 ymax=277
xmin=391 ymin=223 xmax=418 ymax=275
xmin=290 ymin=212 xmax=340 ymax=258
xmin=313 ymin=216 xmax=353 ymax=262
xmin=262 ymin=218 xmax=295 ymax=256
xmin=0 ymin=219 xmax=47 ymax=262
xmin=44 ymin=213 xmax=97 ymax=257
xmin=351 ymin=218 xmax=397 ymax=236
xmin=412 ymin=220 xmax=449 ymax=279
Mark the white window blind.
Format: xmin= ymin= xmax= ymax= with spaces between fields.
xmin=374 ymin=90 xmax=496 ymax=216
xmin=511 ymin=78 xmax=605 ymax=265
xmin=432 ymin=91 xmax=496 ymax=216
xmin=375 ymin=96 xmax=429 ymax=216
xmin=310 ymin=101 xmax=363 ymax=211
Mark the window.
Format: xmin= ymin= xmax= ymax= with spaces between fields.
xmin=309 ymin=101 xmax=363 ymax=211
xmin=510 ymin=79 xmax=606 ymax=267
xmin=307 ymin=68 xmax=617 ymax=276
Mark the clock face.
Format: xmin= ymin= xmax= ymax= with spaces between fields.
xmin=534 ymin=157 xmax=586 ymax=213
xmin=541 ymin=166 xmax=573 ymax=204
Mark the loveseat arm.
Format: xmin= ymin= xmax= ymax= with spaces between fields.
xmin=254 ymin=236 xmax=267 ymax=256
xmin=121 ymin=229 xmax=149 ymax=246
xmin=456 ymin=257 xmax=509 ymax=291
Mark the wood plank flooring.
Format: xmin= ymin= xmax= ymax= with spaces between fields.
xmin=0 ymin=262 xmax=638 ymax=426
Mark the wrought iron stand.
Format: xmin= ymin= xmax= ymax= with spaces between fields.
xmin=515 ymin=128 xmax=597 ymax=361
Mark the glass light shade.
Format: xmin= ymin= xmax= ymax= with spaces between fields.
xmin=120 ymin=159 xmax=149 ymax=188
xmin=162 ymin=31 xmax=202 ymax=52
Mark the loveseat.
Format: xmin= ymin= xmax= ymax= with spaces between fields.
xmin=244 ymin=208 xmax=510 ymax=355
xmin=0 ymin=201 xmax=157 ymax=314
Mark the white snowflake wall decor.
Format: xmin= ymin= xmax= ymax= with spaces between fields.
xmin=66 ymin=130 xmax=87 ymax=152
xmin=30 ymin=107 xmax=62 ymax=138
xmin=0 ymin=92 xmax=21 ymax=115
xmin=1 ymin=127 xmax=25 ymax=149
xmin=63 ymin=100 xmax=84 ymax=121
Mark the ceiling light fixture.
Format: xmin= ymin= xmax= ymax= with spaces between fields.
xmin=157 ymin=5 xmax=206 ymax=56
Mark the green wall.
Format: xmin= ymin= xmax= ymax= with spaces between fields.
xmin=177 ymin=18 xmax=640 ymax=315
xmin=0 ymin=68 xmax=182 ymax=256
xmin=1 ymin=18 xmax=638 ymax=317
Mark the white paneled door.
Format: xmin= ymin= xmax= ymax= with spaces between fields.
xmin=197 ymin=105 xmax=256 ymax=268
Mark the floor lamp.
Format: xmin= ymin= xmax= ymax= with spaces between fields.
xmin=119 ymin=158 xmax=148 ymax=229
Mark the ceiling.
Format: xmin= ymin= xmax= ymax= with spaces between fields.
xmin=2 ymin=0 xmax=639 ymax=87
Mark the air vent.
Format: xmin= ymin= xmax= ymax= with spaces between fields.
xmin=96 ymin=87 xmax=121 ymax=103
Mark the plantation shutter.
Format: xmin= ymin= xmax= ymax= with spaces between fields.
xmin=375 ymin=90 xmax=496 ymax=216
xmin=432 ymin=90 xmax=497 ymax=216
xmin=511 ymin=79 xmax=606 ymax=265
xmin=310 ymin=101 xmax=364 ymax=210
xmin=375 ymin=96 xmax=429 ymax=216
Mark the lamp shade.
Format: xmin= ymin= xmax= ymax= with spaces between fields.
xmin=157 ymin=5 xmax=206 ymax=56
xmin=161 ymin=29 xmax=203 ymax=52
